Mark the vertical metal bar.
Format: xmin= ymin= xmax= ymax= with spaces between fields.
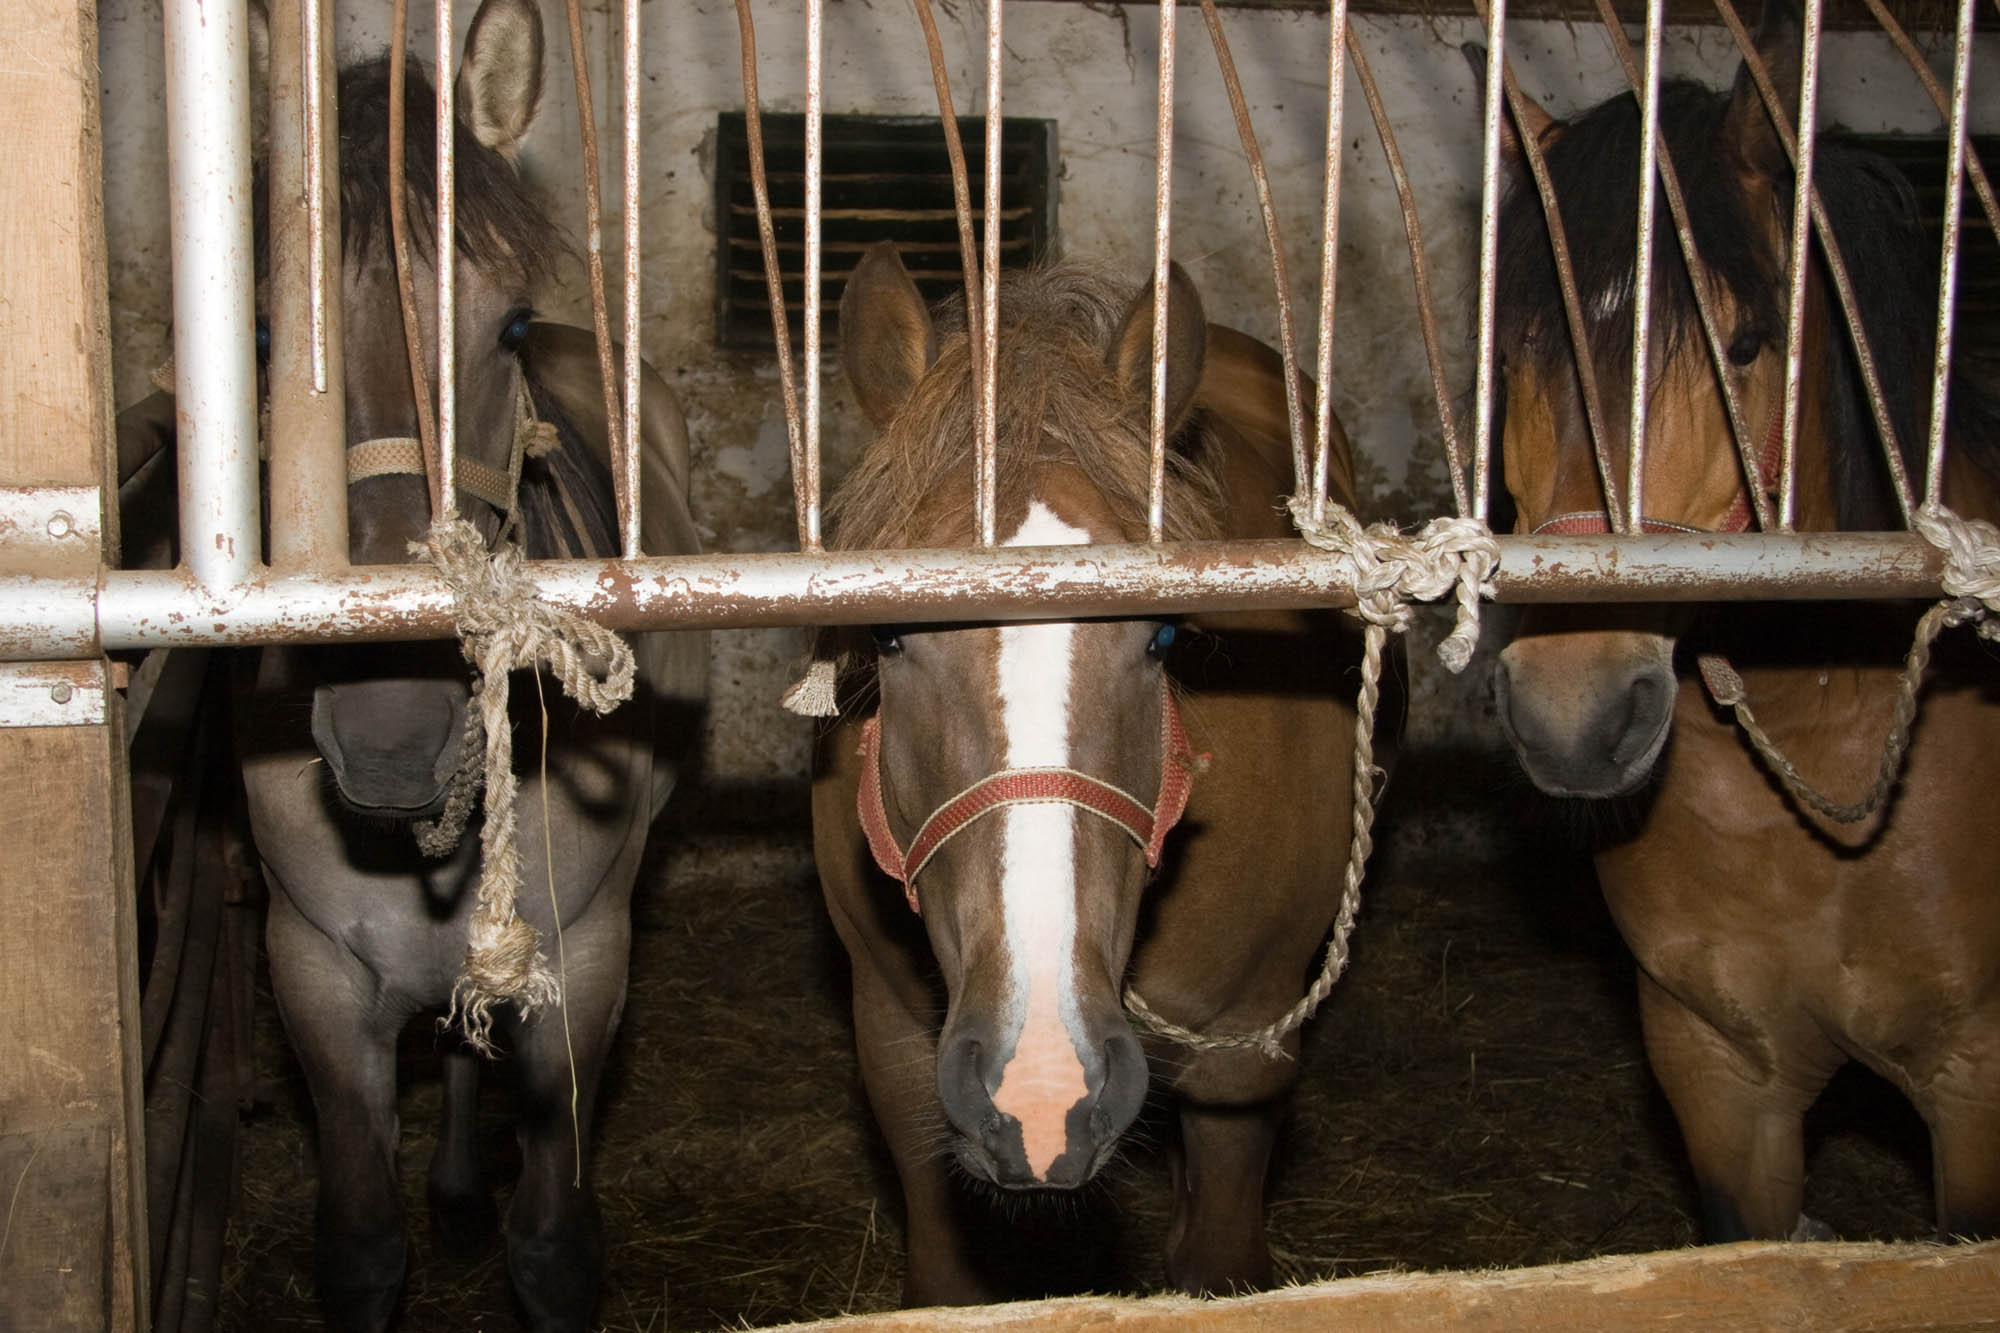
xmin=267 ymin=0 xmax=349 ymax=570
xmin=1471 ymin=0 xmax=1509 ymax=523
xmin=734 ymin=0 xmax=812 ymax=549
xmin=1925 ymin=0 xmax=1977 ymax=510
xmin=435 ymin=0 xmax=458 ymax=518
xmin=1196 ymin=0 xmax=1310 ymax=501
xmin=913 ymin=0 xmax=986 ymax=365
xmin=1311 ymin=0 xmax=1351 ymax=524
xmin=1861 ymin=0 xmax=1999 ymax=261
xmin=804 ymin=0 xmax=825 ymax=552
xmin=1147 ymin=0 xmax=1177 ymax=543
xmin=569 ymin=0 xmax=628 ymax=522
xmin=1624 ymin=0 xmax=1667 ymax=535
xmin=165 ymin=0 xmax=262 ymax=591
xmin=1777 ymin=0 xmax=1825 ymax=531
xmin=621 ymin=0 xmax=643 ymax=557
xmin=979 ymin=0 xmax=1003 ymax=547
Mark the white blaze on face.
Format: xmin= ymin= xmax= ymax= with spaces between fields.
xmin=987 ymin=501 xmax=1092 ymax=1179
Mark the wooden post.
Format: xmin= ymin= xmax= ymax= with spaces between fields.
xmin=0 ymin=1 xmax=147 ymax=1330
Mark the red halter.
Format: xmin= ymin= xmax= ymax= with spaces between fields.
xmin=855 ymin=677 xmax=1200 ymax=914
xmin=1529 ymin=398 xmax=1785 ymax=537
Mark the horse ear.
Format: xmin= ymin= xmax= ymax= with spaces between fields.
xmin=840 ymin=242 xmax=938 ymax=430
xmin=1108 ymin=262 xmax=1207 ymax=438
xmin=1723 ymin=0 xmax=1802 ymax=176
xmin=456 ymin=0 xmax=546 ymax=162
xmin=1460 ymin=42 xmax=1557 ymax=165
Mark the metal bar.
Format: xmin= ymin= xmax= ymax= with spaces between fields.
xmin=1925 ymin=0 xmax=1977 ymax=510
xmin=1777 ymin=0 xmax=1826 ymax=530
xmin=1625 ymin=0 xmax=1667 ymax=534
xmin=1348 ymin=32 xmax=1467 ymax=512
xmin=1713 ymin=0 xmax=1917 ymax=525
xmin=267 ymin=0 xmax=349 ymax=571
xmin=1148 ymin=0 xmax=1178 ymax=543
xmin=913 ymin=0 xmax=986 ymax=397
xmin=1197 ymin=0 xmax=1310 ymax=501
xmin=1471 ymin=0 xmax=1509 ymax=523
xmin=979 ymin=0 xmax=1004 ymax=547
xmin=621 ymin=0 xmax=643 ymax=556
xmin=1 ymin=535 xmax=1938 ymax=658
xmin=805 ymin=0 xmax=826 ymax=550
xmin=1586 ymin=0 xmax=1767 ymax=531
xmin=387 ymin=0 xmax=444 ymax=518
xmin=165 ymin=0 xmax=263 ymax=592
xmin=435 ymin=0 xmax=458 ymax=517
xmin=1311 ymin=0 xmax=1351 ymax=524
xmin=568 ymin=0 xmax=627 ymax=522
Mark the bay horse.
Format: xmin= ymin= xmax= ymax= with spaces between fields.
xmin=1488 ymin=1 xmax=2000 ymax=1243
xmin=811 ymin=243 xmax=1362 ymax=1304
xmin=232 ymin=2 xmax=706 ymax=1327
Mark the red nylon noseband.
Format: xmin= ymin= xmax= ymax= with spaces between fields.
xmin=1530 ymin=398 xmax=1785 ymax=537
xmin=856 ymin=677 xmax=1199 ymax=914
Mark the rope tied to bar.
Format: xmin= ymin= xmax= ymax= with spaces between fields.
xmin=1700 ymin=504 xmax=2000 ymax=826
xmin=413 ymin=515 xmax=637 ymax=1054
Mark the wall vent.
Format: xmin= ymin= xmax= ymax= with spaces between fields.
xmin=714 ymin=112 xmax=1057 ymax=352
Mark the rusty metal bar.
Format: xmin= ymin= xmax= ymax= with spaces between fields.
xmin=978 ymin=0 xmax=1003 ymax=547
xmin=266 ymin=0 xmax=348 ymax=570
xmin=1713 ymin=0 xmax=1917 ymax=525
xmin=387 ymin=0 xmax=444 ymax=519
xmin=912 ymin=0 xmax=986 ymax=397
xmin=1197 ymin=0 xmax=1310 ymax=501
xmin=1311 ymin=0 xmax=1351 ymax=524
xmin=805 ymin=0 xmax=827 ymax=551
xmin=1925 ymin=0 xmax=1978 ymax=510
xmin=0 ymin=534 xmax=1937 ymax=659
xmin=621 ymin=0 xmax=643 ymax=556
xmin=1471 ymin=0 xmax=1509 ymax=523
xmin=1861 ymin=0 xmax=1999 ymax=248
xmin=1148 ymin=0 xmax=1178 ymax=543
xmin=1777 ymin=0 xmax=1827 ymax=531
xmin=165 ymin=0 xmax=262 ymax=592
xmin=1624 ymin=0 xmax=1667 ymax=534
xmin=568 ymin=0 xmax=627 ymax=530
xmin=435 ymin=0 xmax=458 ymax=517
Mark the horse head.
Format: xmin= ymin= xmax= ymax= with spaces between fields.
xmin=1485 ymin=0 xmax=1902 ymax=798
xmin=258 ymin=0 xmax=551 ymax=818
xmin=833 ymin=245 xmax=1217 ymax=1189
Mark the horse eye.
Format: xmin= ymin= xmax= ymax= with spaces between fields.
xmin=255 ymin=318 xmax=271 ymax=360
xmin=1726 ymin=328 xmax=1763 ymax=367
xmin=871 ymin=626 xmax=902 ymax=655
xmin=1146 ymin=622 xmax=1177 ymax=660
xmin=498 ymin=307 xmax=534 ymax=352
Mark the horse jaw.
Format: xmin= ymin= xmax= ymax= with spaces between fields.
xmin=1494 ymin=623 xmax=1677 ymax=800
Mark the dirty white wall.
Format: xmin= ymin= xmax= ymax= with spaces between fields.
xmin=98 ymin=1 xmax=2000 ymax=778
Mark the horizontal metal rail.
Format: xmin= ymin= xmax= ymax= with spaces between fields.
xmin=0 ymin=534 xmax=1945 ymax=659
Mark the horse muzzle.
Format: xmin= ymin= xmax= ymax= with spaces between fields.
xmin=311 ymin=676 xmax=471 ymax=817
xmin=1494 ymin=632 xmax=1676 ymax=799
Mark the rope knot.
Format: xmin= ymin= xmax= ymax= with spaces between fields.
xmin=1287 ymin=497 xmax=1500 ymax=672
xmin=414 ymin=515 xmax=638 ymax=1053
xmin=1914 ymin=503 xmax=2000 ymax=642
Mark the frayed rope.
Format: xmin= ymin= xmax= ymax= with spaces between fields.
xmin=417 ymin=516 xmax=636 ymax=1054
xmin=1286 ymin=500 xmax=1500 ymax=672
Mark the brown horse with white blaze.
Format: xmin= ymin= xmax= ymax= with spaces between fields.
xmin=811 ymin=244 xmax=1363 ymax=1304
xmin=1488 ymin=1 xmax=2000 ymax=1243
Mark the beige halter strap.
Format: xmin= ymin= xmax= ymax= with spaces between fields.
xmin=347 ymin=376 xmax=557 ymax=520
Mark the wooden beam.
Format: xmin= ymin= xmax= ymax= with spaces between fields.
xmin=0 ymin=2 xmax=146 ymax=1331
xmin=777 ymin=1241 xmax=2000 ymax=1331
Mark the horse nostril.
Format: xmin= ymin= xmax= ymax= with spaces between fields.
xmin=1611 ymin=670 xmax=1671 ymax=767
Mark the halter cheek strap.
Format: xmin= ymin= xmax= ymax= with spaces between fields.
xmin=1530 ymin=398 xmax=1786 ymax=538
xmin=856 ymin=676 xmax=1200 ymax=914
xmin=346 ymin=376 xmax=556 ymax=522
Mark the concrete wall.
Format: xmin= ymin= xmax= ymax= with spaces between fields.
xmin=98 ymin=1 xmax=2000 ymax=777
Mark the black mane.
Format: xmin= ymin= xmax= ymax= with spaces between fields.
xmin=1495 ymin=77 xmax=1997 ymax=529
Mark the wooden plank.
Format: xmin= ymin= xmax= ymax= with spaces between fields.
xmin=0 ymin=1126 xmax=113 ymax=1328
xmin=0 ymin=722 xmax=145 ymax=1332
xmin=773 ymin=1241 xmax=2000 ymax=1331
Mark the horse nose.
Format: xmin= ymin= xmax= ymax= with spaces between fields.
xmin=1495 ymin=650 xmax=1675 ymax=799
xmin=936 ymin=1024 xmax=1148 ymax=1190
xmin=311 ymin=679 xmax=467 ymax=813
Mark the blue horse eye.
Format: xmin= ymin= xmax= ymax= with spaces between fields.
xmin=1148 ymin=622 xmax=1177 ymax=658
xmin=254 ymin=319 xmax=271 ymax=358
xmin=499 ymin=309 xmax=534 ymax=351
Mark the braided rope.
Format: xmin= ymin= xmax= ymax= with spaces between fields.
xmin=1705 ymin=504 xmax=2000 ymax=825
xmin=416 ymin=516 xmax=637 ymax=1054
xmin=1125 ymin=504 xmax=1499 ymax=1060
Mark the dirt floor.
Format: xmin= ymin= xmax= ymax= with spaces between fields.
xmin=216 ymin=745 xmax=1939 ymax=1332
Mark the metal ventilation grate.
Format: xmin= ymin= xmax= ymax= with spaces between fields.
xmin=714 ymin=112 xmax=1058 ymax=351
xmin=1861 ymin=133 xmax=2000 ymax=383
